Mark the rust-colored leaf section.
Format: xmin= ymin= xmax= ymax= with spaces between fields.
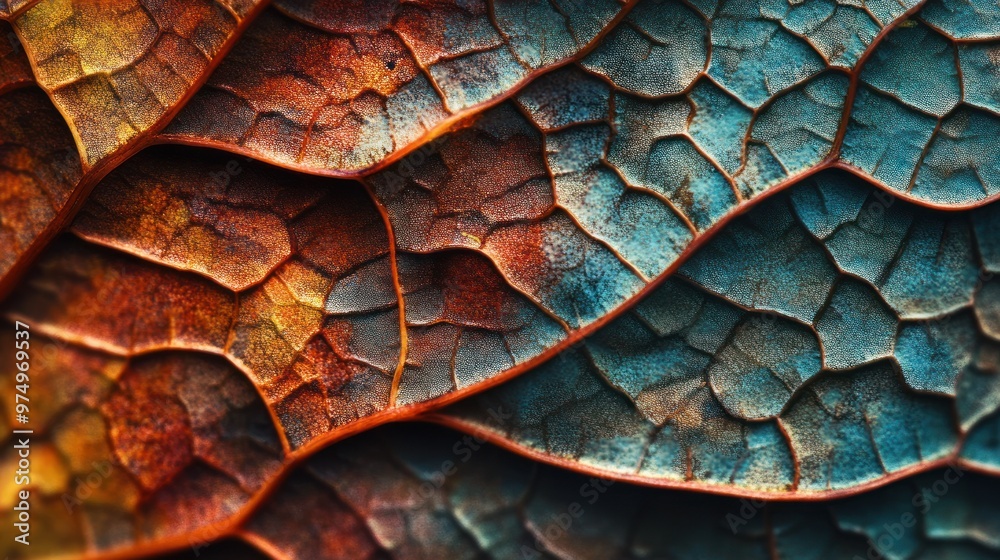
xmin=10 ymin=148 xmax=401 ymax=451
xmin=0 ymin=0 xmax=269 ymax=304
xmin=0 ymin=0 xmax=33 ymax=20
xmin=7 ymin=145 xmax=573 ymax=457
xmin=160 ymin=0 xmax=634 ymax=176
xmin=0 ymin=87 xmax=82 ymax=284
xmin=7 ymin=237 xmax=236 ymax=354
xmin=0 ymin=145 xmax=587 ymax=557
xmin=0 ymin=21 xmax=31 ymax=93
xmin=0 ymin=326 xmax=284 ymax=559
xmin=12 ymin=0 xmax=266 ymax=168
xmin=392 ymin=249 xmax=567 ymax=407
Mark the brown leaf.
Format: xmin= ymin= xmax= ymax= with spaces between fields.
xmin=0 ymin=87 xmax=82 ymax=283
xmin=0 ymin=328 xmax=283 ymax=559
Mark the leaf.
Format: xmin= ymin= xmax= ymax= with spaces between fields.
xmin=4 ymin=0 xmax=984 ymax=353
xmin=0 ymin=16 xmax=60 ymax=287
xmin=839 ymin=8 xmax=1000 ymax=205
xmin=157 ymin=541 xmax=271 ymax=560
xmin=160 ymin=0 xmax=632 ymax=175
xmin=0 ymin=21 xmax=31 ymax=93
xmin=237 ymin=423 xmax=1000 ymax=560
xmin=349 ymin=0 xmax=1000 ymax=374
xmin=433 ymin=170 xmax=1000 ymax=496
xmin=921 ymin=0 xmax=1000 ymax=40
xmin=11 ymin=0 xmax=267 ymax=168
xmin=0 ymin=0 xmax=34 ymax=19
xmin=358 ymin=0 xmax=988 ymax=371
xmin=0 ymin=87 xmax=83 ymax=282
xmin=3 ymin=1 xmax=1000 ymax=557
xmin=7 ymin=147 xmax=402 ymax=450
xmin=392 ymin=250 xmax=565 ymax=405
xmin=7 ymin=146 xmax=578 ymax=452
xmin=0 ymin=327 xmax=283 ymax=559
xmin=159 ymin=0 xmax=925 ymax=181
xmin=0 ymin=0 xmax=269 ymax=301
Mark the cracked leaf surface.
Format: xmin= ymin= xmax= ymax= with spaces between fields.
xmin=0 ymin=329 xmax=283 ymax=559
xmin=842 ymin=8 xmax=1000 ymax=205
xmin=5 ymin=146 xmax=585 ymax=454
xmin=161 ymin=0 xmax=627 ymax=175
xmin=0 ymin=87 xmax=82 ymax=285
xmin=2 ymin=0 xmax=1000 ymax=557
xmin=437 ymin=171 xmax=1000 ymax=495
xmin=11 ymin=0 xmax=265 ymax=167
xmin=240 ymin=424 xmax=1000 ymax=560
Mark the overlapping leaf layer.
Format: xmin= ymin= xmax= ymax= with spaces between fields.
xmin=438 ymin=170 xmax=1000 ymax=495
xmin=241 ymin=424 xmax=1000 ymax=560
xmin=0 ymin=0 xmax=999 ymax=558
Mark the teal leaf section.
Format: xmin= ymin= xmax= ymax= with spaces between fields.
xmin=435 ymin=171 xmax=1000 ymax=496
xmin=921 ymin=0 xmax=1000 ymax=39
xmin=580 ymin=0 xmax=708 ymax=97
xmin=841 ymin=3 xmax=1000 ymax=205
xmin=358 ymin=0 xmax=1000 ymax=406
